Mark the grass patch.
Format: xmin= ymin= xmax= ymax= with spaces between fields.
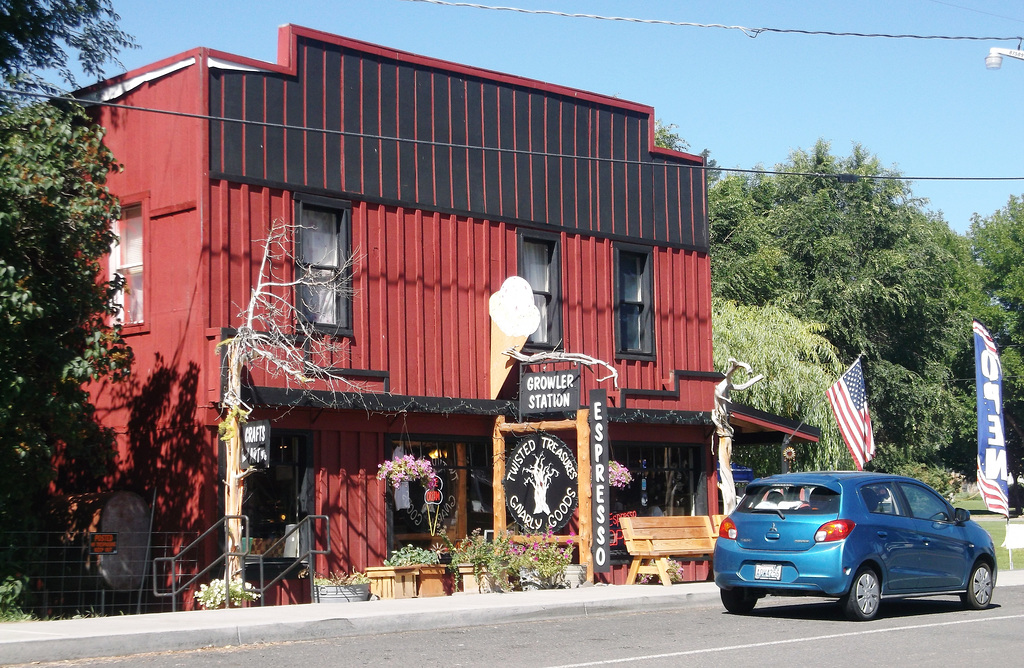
xmin=953 ymin=492 xmax=1020 ymax=573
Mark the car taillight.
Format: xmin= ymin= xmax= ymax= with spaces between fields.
xmin=719 ymin=517 xmax=737 ymax=540
xmin=814 ymin=519 xmax=855 ymax=543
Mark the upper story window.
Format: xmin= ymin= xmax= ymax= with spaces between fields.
xmin=112 ymin=203 xmax=144 ymax=325
xmin=294 ymin=194 xmax=352 ymax=336
xmin=519 ymin=234 xmax=562 ymax=349
xmin=615 ymin=246 xmax=654 ymax=358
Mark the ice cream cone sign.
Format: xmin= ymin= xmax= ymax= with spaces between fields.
xmin=489 ymin=277 xmax=541 ymax=399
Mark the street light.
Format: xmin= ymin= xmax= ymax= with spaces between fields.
xmin=986 ymin=47 xmax=1024 ymax=70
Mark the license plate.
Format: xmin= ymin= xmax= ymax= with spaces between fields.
xmin=754 ymin=563 xmax=782 ymax=581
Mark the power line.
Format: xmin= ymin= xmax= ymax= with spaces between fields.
xmin=5 ymin=87 xmax=1024 ymax=185
xmin=400 ymin=0 xmax=1024 ymax=42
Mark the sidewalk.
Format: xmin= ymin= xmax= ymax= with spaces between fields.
xmin=3 ymin=571 xmax=1023 ymax=665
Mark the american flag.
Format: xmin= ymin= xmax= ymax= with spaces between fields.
xmin=977 ymin=456 xmax=1009 ymax=517
xmin=973 ymin=320 xmax=998 ymax=354
xmin=827 ymin=358 xmax=875 ymax=470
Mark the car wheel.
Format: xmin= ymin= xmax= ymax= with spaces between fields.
xmin=840 ymin=566 xmax=880 ymax=621
xmin=720 ymin=587 xmax=758 ymax=614
xmin=961 ymin=561 xmax=994 ymax=610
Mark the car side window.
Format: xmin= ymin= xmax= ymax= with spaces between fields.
xmin=897 ymin=483 xmax=951 ymax=522
xmin=860 ymin=483 xmax=901 ymax=515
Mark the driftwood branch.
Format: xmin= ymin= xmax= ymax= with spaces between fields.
xmin=503 ymin=348 xmax=619 ymax=388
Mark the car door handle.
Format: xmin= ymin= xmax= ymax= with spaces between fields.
xmin=877 ymin=531 xmax=888 ymax=538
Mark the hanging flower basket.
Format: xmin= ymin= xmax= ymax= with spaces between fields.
xmin=376 ymin=455 xmax=435 ymax=488
xmin=609 ymin=461 xmax=633 ymax=489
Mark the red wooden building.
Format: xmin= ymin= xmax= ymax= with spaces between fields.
xmin=80 ymin=25 xmax=815 ymax=601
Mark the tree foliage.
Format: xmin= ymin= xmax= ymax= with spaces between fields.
xmin=0 ymin=0 xmax=135 ymax=95
xmin=712 ymin=298 xmax=848 ymax=472
xmin=709 ymin=140 xmax=979 ymax=472
xmin=0 ymin=102 xmax=132 ymax=533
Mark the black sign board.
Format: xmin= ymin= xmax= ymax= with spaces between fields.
xmin=241 ymin=420 xmax=271 ymax=469
xmin=503 ymin=433 xmax=579 ymax=532
xmin=89 ymin=532 xmax=118 ymax=555
xmin=589 ymin=389 xmax=611 ymax=572
xmin=520 ymin=368 xmax=580 ymax=416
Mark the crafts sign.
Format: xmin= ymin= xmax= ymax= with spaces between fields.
xmin=504 ymin=433 xmax=579 ymax=532
xmin=241 ymin=420 xmax=271 ymax=469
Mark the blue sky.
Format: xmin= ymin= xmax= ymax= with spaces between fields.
xmin=93 ymin=0 xmax=1024 ymax=234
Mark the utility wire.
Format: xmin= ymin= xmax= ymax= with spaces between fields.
xmin=399 ymin=0 xmax=1024 ymax=42
xmin=5 ymin=86 xmax=1024 ymax=184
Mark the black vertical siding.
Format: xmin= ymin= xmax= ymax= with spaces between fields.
xmin=449 ymin=77 xmax=468 ymax=213
xmin=361 ymin=57 xmax=381 ymax=198
xmin=343 ymin=53 xmax=362 ymax=194
xmin=222 ymin=73 xmax=244 ymax=175
xmin=304 ymin=45 xmax=325 ymax=189
xmin=432 ymin=72 xmax=451 ymax=211
xmin=379 ymin=61 xmax=399 ymax=202
xmin=396 ymin=63 xmax=417 ymax=202
xmin=324 ymin=49 xmax=342 ymax=190
xmin=265 ymin=76 xmax=285 ymax=183
xmin=209 ymin=36 xmax=708 ymax=250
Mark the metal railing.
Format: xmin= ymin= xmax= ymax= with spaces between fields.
xmin=246 ymin=515 xmax=330 ymax=605
xmin=152 ymin=515 xmax=249 ymax=612
xmin=152 ymin=515 xmax=330 ymax=610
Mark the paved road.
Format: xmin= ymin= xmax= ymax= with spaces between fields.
xmin=10 ymin=584 xmax=1022 ymax=667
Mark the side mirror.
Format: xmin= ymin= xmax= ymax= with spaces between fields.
xmin=954 ymin=507 xmax=971 ymax=524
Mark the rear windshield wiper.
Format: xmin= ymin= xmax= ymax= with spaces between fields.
xmin=751 ymin=508 xmax=787 ymax=519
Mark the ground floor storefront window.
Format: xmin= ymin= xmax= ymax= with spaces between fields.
xmin=385 ymin=436 xmax=492 ymax=551
xmin=608 ymin=442 xmax=706 ymax=564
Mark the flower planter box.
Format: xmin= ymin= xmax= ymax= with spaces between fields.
xmin=314 ymin=583 xmax=371 ymax=603
xmin=416 ymin=564 xmax=453 ymax=597
xmin=457 ymin=564 xmax=503 ymax=594
xmin=366 ymin=566 xmax=418 ymax=600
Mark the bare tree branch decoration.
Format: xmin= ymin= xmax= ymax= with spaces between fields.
xmin=503 ymin=348 xmax=620 ymax=388
xmin=217 ymin=217 xmax=365 ymax=581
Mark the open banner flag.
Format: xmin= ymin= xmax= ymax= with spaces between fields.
xmin=973 ymin=320 xmax=1010 ymax=517
xmin=827 ymin=358 xmax=875 ymax=470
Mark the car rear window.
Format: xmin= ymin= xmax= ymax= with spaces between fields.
xmin=736 ymin=484 xmax=840 ymax=515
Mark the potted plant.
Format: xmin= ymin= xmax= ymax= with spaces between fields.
xmin=384 ymin=544 xmax=452 ymax=597
xmin=448 ymin=529 xmax=512 ymax=593
xmin=193 ymin=578 xmax=260 ymax=609
xmin=312 ymin=571 xmax=372 ymax=603
xmin=507 ymin=531 xmax=576 ymax=590
xmin=609 ymin=461 xmax=633 ymax=488
xmin=376 ymin=455 xmax=434 ymax=488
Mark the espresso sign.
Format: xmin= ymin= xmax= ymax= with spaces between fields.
xmin=520 ymin=368 xmax=580 ymax=416
xmin=504 ymin=433 xmax=579 ymax=532
xmin=589 ymin=389 xmax=610 ymax=572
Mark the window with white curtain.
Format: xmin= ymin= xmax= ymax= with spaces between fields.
xmin=112 ymin=204 xmax=144 ymax=324
xmin=519 ymin=235 xmax=561 ymax=349
xmin=295 ymin=195 xmax=352 ymax=335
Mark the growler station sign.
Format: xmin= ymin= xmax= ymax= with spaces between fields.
xmin=520 ymin=368 xmax=580 ymax=416
xmin=504 ymin=433 xmax=579 ymax=532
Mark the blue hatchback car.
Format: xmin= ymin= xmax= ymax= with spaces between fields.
xmin=713 ymin=472 xmax=996 ymax=620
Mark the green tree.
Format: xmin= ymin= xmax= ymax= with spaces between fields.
xmin=0 ymin=102 xmax=132 ymax=537
xmin=709 ymin=140 xmax=979 ymax=472
xmin=1 ymin=0 xmax=135 ymax=95
xmin=712 ymin=298 xmax=848 ymax=472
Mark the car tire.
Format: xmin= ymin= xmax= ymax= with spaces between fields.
xmin=720 ymin=587 xmax=758 ymax=614
xmin=961 ymin=560 xmax=994 ymax=610
xmin=840 ymin=566 xmax=881 ymax=621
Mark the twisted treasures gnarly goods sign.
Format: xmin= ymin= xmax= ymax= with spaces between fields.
xmin=503 ymin=433 xmax=579 ymax=532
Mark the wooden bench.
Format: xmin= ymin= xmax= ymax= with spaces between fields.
xmin=619 ymin=515 xmax=717 ymax=586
